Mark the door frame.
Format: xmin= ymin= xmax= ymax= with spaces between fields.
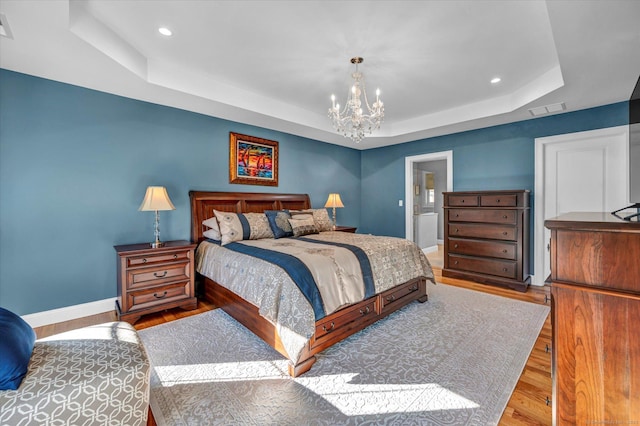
xmin=533 ymin=125 xmax=629 ymax=286
xmin=404 ymin=150 xmax=453 ymax=241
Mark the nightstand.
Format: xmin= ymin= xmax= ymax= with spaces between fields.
xmin=114 ymin=240 xmax=198 ymax=324
xmin=334 ymin=226 xmax=357 ymax=233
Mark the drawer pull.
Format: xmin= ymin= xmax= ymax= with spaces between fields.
xmin=153 ymin=291 xmax=168 ymax=299
xmin=496 ymin=199 xmax=501 ymax=203
xmin=386 ymin=294 xmax=396 ymax=302
xmin=173 ymin=254 xmax=178 ymax=259
xmin=454 ymin=260 xmax=459 ymax=265
xmin=502 ymin=249 xmax=507 ymax=253
xmin=503 ymin=232 xmax=508 ymax=235
xmin=409 ymin=284 xmax=418 ymax=291
xmin=502 ymin=268 xmax=508 ymax=272
xmin=454 ymin=244 xmax=459 ymax=249
xmin=461 ymin=200 xmax=465 ymax=203
xmin=359 ymin=306 xmax=371 ymax=316
xmin=322 ymin=322 xmax=335 ymax=333
xmin=503 ymin=215 xmax=508 ymax=219
xmin=455 ymin=228 xmax=459 ymax=233
xmin=154 ymin=271 xmax=168 ymax=278
xmin=455 ymin=214 xmax=459 ymax=217
xmin=142 ymin=258 xmax=147 ymax=264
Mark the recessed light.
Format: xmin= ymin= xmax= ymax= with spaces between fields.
xmin=490 ymin=77 xmax=501 ymax=84
xmin=158 ymin=27 xmax=172 ymax=36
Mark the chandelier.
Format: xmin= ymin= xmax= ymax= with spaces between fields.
xmin=328 ymin=57 xmax=384 ymax=143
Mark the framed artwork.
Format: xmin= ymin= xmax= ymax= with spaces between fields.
xmin=229 ymin=132 xmax=279 ymax=186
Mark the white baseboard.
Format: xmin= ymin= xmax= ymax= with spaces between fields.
xmin=21 ymin=298 xmax=117 ymax=328
xmin=529 ymin=275 xmax=545 ymax=287
xmin=422 ymin=245 xmax=439 ymax=254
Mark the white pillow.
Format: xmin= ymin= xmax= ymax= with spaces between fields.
xmin=202 ymin=217 xmax=221 ymax=240
xmin=203 ymin=229 xmax=220 ymax=241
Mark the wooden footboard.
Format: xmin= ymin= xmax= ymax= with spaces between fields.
xmin=202 ymin=274 xmax=428 ymax=377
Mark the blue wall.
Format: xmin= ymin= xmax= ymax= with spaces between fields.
xmin=0 ymin=70 xmax=361 ymax=315
xmin=0 ymin=68 xmax=630 ymax=315
xmin=360 ymin=102 xmax=629 ymax=268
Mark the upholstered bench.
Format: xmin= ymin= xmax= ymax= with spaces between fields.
xmin=0 ymin=312 xmax=150 ymax=426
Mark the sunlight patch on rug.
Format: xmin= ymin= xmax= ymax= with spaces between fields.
xmin=154 ymin=360 xmax=288 ymax=385
xmin=154 ymin=362 xmax=480 ymax=416
xmin=296 ymin=374 xmax=479 ymax=416
xmin=139 ymin=282 xmax=549 ymax=425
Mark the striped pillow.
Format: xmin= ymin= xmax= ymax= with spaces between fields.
xmin=290 ymin=209 xmax=333 ymax=232
xmin=288 ymin=214 xmax=319 ymax=237
xmin=213 ymin=210 xmax=274 ymax=245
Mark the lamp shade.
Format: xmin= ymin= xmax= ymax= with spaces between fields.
xmin=138 ymin=186 xmax=176 ymax=211
xmin=324 ymin=193 xmax=344 ymax=208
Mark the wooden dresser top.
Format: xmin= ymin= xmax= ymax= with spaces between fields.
xmin=545 ymin=212 xmax=640 ymax=232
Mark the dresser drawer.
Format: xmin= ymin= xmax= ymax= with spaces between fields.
xmin=380 ymin=279 xmax=422 ymax=312
xmin=448 ymin=238 xmax=516 ymax=260
xmin=448 ymin=254 xmax=516 ymax=279
xmin=448 ymin=209 xmax=516 ymax=224
xmin=480 ymin=194 xmax=518 ymax=207
xmin=126 ymin=281 xmax=190 ymax=311
xmin=447 ymin=195 xmax=479 ymax=207
xmin=127 ymin=250 xmax=190 ymax=267
xmin=315 ymin=298 xmax=377 ymax=339
xmin=127 ymin=262 xmax=190 ymax=289
xmin=448 ymin=223 xmax=516 ymax=241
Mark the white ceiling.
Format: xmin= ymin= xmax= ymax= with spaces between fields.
xmin=1 ymin=0 xmax=639 ymax=150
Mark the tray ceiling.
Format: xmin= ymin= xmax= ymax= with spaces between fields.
xmin=1 ymin=1 xmax=639 ymax=149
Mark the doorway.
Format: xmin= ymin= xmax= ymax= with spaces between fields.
xmin=404 ymin=151 xmax=453 ymax=249
xmin=533 ymin=125 xmax=628 ymax=286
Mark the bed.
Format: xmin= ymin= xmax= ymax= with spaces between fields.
xmin=190 ymin=191 xmax=435 ymax=377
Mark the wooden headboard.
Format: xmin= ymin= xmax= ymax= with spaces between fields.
xmin=189 ymin=191 xmax=311 ymax=243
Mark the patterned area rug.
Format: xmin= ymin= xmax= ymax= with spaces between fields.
xmin=139 ymin=283 xmax=549 ymax=425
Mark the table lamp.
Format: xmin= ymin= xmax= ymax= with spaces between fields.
xmin=324 ymin=193 xmax=344 ymax=230
xmin=139 ymin=186 xmax=175 ymax=248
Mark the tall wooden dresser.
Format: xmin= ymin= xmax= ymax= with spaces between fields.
xmin=545 ymin=212 xmax=640 ymax=425
xmin=442 ymin=190 xmax=530 ymax=291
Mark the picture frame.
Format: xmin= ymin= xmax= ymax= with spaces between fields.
xmin=229 ymin=132 xmax=279 ymax=186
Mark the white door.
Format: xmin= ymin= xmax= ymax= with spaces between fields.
xmin=405 ymin=151 xmax=453 ymax=242
xmin=534 ymin=126 xmax=628 ymax=285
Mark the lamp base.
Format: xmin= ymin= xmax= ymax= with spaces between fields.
xmin=150 ymin=241 xmax=165 ymax=248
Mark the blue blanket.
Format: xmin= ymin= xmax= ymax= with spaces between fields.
xmin=225 ymin=238 xmax=375 ymax=321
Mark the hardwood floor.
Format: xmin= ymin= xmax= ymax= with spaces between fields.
xmin=33 ymin=263 xmax=552 ymax=425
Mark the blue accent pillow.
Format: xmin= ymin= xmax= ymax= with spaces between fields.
xmin=265 ymin=210 xmax=293 ymax=239
xmin=0 ymin=307 xmax=36 ymax=390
